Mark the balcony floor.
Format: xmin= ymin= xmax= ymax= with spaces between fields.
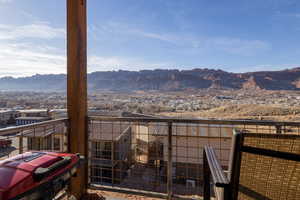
xmin=85 ymin=190 xmax=165 ymax=200
xmin=85 ymin=190 xmax=206 ymax=200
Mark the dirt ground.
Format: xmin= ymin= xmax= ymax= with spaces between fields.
xmin=159 ymin=104 xmax=300 ymax=122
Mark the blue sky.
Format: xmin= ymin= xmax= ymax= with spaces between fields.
xmin=0 ymin=0 xmax=300 ymax=77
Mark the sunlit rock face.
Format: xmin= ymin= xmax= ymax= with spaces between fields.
xmin=1 ymin=67 xmax=300 ymax=91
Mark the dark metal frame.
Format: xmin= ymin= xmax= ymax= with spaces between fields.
xmin=203 ymin=131 xmax=300 ymax=200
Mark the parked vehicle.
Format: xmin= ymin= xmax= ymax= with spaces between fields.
xmin=0 ymin=139 xmax=12 ymax=149
xmin=0 ymin=151 xmax=83 ymax=200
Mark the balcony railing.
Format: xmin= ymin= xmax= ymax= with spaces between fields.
xmin=0 ymin=118 xmax=68 ymax=159
xmin=87 ymin=116 xmax=300 ymax=199
xmin=1 ymin=117 xmax=300 ymax=199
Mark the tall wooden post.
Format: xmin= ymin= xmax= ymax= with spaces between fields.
xmin=67 ymin=0 xmax=87 ymax=198
xmin=167 ymin=122 xmax=173 ymax=199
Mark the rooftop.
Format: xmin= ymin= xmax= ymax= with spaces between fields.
xmin=18 ymin=109 xmax=48 ymax=113
xmin=16 ymin=116 xmax=51 ymax=120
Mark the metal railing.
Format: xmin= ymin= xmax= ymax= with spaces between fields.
xmin=87 ymin=116 xmax=300 ymax=199
xmin=1 ymin=117 xmax=300 ymax=199
xmin=0 ymin=118 xmax=68 ymax=159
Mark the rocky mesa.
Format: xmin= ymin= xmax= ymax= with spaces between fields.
xmin=0 ymin=67 xmax=300 ymax=91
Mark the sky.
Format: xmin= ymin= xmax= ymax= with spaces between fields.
xmin=1 ymin=0 xmax=300 ymax=77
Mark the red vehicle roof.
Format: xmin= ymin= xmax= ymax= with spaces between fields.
xmin=0 ymin=152 xmax=80 ymax=200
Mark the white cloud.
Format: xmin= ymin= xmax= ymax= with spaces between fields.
xmin=0 ymin=19 xmax=272 ymax=77
xmin=0 ymin=22 xmax=67 ymax=77
xmin=88 ymin=56 xmax=126 ymax=70
xmin=289 ymin=13 xmax=300 ymax=18
xmin=128 ymin=29 xmax=178 ymax=44
xmin=91 ymin=22 xmax=270 ymax=56
xmin=134 ymin=31 xmax=270 ymax=56
xmin=206 ymin=37 xmax=270 ymax=56
xmin=0 ymin=22 xmax=65 ymax=40
xmin=274 ymin=11 xmax=300 ymax=19
xmin=88 ymin=55 xmax=171 ymax=72
xmin=0 ymin=42 xmax=66 ymax=77
xmin=0 ymin=41 xmax=170 ymax=77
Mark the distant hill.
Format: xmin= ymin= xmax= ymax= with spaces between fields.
xmin=160 ymin=104 xmax=300 ymax=122
xmin=0 ymin=74 xmax=66 ymax=91
xmin=1 ymin=67 xmax=300 ymax=91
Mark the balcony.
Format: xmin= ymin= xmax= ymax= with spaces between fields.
xmin=1 ymin=116 xmax=299 ymax=199
xmin=1 ymin=1 xmax=299 ymax=199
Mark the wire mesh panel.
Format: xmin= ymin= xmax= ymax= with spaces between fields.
xmin=0 ymin=119 xmax=68 ymax=160
xmin=170 ymin=123 xmax=233 ymax=198
xmin=89 ymin=119 xmax=169 ymax=194
xmin=88 ymin=117 xmax=300 ymax=199
xmin=238 ymin=133 xmax=300 ymax=200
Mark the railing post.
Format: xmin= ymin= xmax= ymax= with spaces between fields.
xmin=167 ymin=122 xmax=173 ymax=199
xmin=276 ymin=125 xmax=282 ymax=134
xmin=64 ymin=119 xmax=69 ymax=152
xmin=67 ymin=0 xmax=88 ymax=198
xmin=19 ymin=133 xmax=23 ymax=154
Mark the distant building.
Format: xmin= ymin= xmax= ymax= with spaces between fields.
xmin=16 ymin=117 xmax=51 ymax=126
xmin=88 ymin=110 xmax=121 ymax=117
xmin=89 ymin=113 xmax=235 ymax=187
xmin=90 ymin=122 xmax=132 ymax=184
xmin=0 ymin=110 xmax=20 ymax=125
xmin=132 ymin=122 xmax=234 ymax=187
xmin=18 ymin=109 xmax=49 ymax=118
xmin=15 ymin=109 xmax=51 ymax=126
xmin=49 ymin=109 xmax=67 ymax=119
xmin=215 ymin=95 xmax=233 ymax=100
xmin=19 ymin=124 xmax=66 ymax=151
xmin=49 ymin=109 xmax=121 ymax=120
xmin=121 ymin=111 xmax=159 ymax=118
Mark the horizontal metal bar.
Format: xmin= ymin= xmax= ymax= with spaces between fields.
xmin=239 ymin=185 xmax=272 ymax=200
xmin=244 ymin=132 xmax=300 ymax=138
xmin=0 ymin=118 xmax=69 ymax=136
xmin=144 ymin=134 xmax=233 ymax=139
xmin=242 ymin=146 xmax=300 ymax=162
xmin=89 ymin=134 xmax=232 ymax=139
xmin=88 ymin=116 xmax=300 ymax=126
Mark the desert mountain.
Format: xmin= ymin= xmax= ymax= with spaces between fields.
xmin=1 ymin=67 xmax=300 ymax=91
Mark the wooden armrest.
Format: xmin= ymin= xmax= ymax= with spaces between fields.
xmin=204 ymin=146 xmax=229 ymax=187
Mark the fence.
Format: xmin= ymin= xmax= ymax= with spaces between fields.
xmin=88 ymin=116 xmax=300 ymax=199
xmin=1 ymin=117 xmax=299 ymax=199
xmin=0 ymin=118 xmax=68 ymax=159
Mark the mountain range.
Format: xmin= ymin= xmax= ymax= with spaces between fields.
xmin=1 ymin=67 xmax=300 ymax=91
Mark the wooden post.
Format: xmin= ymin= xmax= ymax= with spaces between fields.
xmin=167 ymin=122 xmax=173 ymax=199
xmin=67 ymin=0 xmax=87 ymax=198
xmin=19 ymin=133 xmax=23 ymax=154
